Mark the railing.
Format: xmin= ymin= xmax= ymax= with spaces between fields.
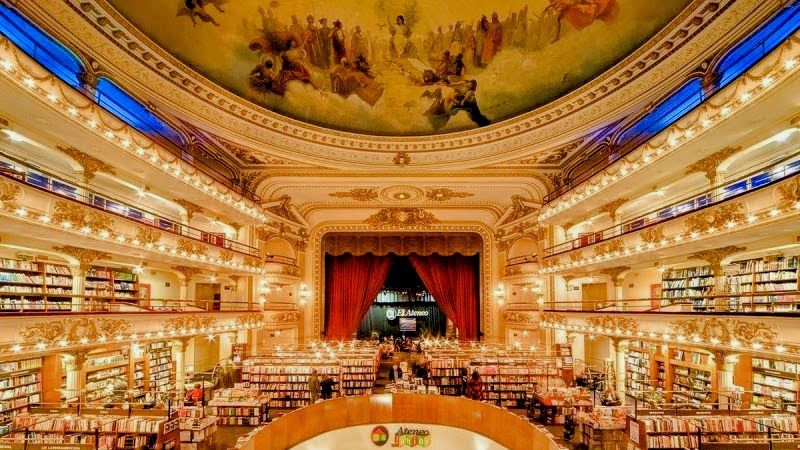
xmin=0 ymin=166 xmax=260 ymax=256
xmin=0 ymin=293 xmax=261 ymax=313
xmin=264 ymin=254 xmax=298 ymax=265
xmin=542 ymin=154 xmax=800 ymax=258
xmin=543 ymin=291 xmax=800 ymax=314
xmin=0 ymin=23 xmax=263 ymax=204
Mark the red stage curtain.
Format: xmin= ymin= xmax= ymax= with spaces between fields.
xmin=408 ymin=254 xmax=478 ymax=340
xmin=325 ymin=253 xmax=394 ymax=340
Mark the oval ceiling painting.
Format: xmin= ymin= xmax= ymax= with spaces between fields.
xmin=106 ymin=0 xmax=691 ymax=136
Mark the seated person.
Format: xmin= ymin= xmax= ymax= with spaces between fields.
xmin=184 ymin=382 xmax=204 ymax=405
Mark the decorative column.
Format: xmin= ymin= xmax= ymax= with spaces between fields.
xmin=52 ymin=246 xmax=111 ymax=311
xmin=174 ymin=338 xmax=189 ymax=394
xmin=611 ymin=338 xmax=629 ymax=397
xmin=172 ymin=265 xmax=201 ymax=307
xmin=713 ymin=350 xmax=738 ymax=408
xmin=64 ymin=350 xmax=88 ymax=403
xmin=599 ymin=266 xmax=630 ymax=310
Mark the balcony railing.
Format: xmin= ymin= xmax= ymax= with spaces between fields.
xmin=0 ymin=292 xmax=261 ymax=314
xmin=542 ymin=155 xmax=800 ymax=258
xmin=543 ymin=291 xmax=800 ymax=314
xmin=0 ymin=164 xmax=260 ymax=256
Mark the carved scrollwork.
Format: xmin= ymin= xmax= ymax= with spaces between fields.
xmin=639 ymin=226 xmax=665 ymax=245
xmin=162 ymin=315 xmax=216 ymax=334
xmin=776 ymin=175 xmax=800 ymax=209
xmin=671 ymin=318 xmax=777 ymax=347
xmin=683 ymin=202 xmax=746 ymax=234
xmin=365 ymin=208 xmax=438 ymax=229
xmin=539 ymin=313 xmax=568 ymax=327
xmin=586 ymin=315 xmax=640 ymax=334
xmin=0 ymin=178 xmax=22 ymax=211
xmin=503 ymin=310 xmax=540 ymax=327
xmin=19 ymin=317 xmax=131 ymax=345
xmin=135 ymin=227 xmax=162 ymax=246
xmin=266 ymin=310 xmax=301 ymax=325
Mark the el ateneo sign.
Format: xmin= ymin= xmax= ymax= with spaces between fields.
xmin=371 ymin=425 xmax=431 ymax=448
xmin=385 ymin=308 xmax=430 ymax=321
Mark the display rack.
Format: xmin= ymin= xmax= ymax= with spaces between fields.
xmin=207 ymin=388 xmax=269 ymax=426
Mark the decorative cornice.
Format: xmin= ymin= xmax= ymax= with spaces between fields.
xmin=539 ymin=313 xmax=568 ymax=327
xmin=498 ymin=196 xmax=539 ymax=227
xmin=329 ymin=188 xmax=379 ymax=202
xmin=586 ymin=315 xmax=640 ymax=335
xmin=424 ymin=188 xmax=474 ymax=202
xmin=56 ymin=145 xmax=116 ymax=184
xmin=162 ymin=315 xmax=215 ymax=334
xmin=52 ymin=200 xmax=114 ymax=234
xmin=393 ymin=152 xmax=410 ymax=167
xmin=684 ymin=146 xmax=742 ymax=183
xmin=52 ymin=245 xmax=111 ymax=270
xmin=365 ymin=208 xmax=438 ymax=229
xmin=599 ymin=198 xmax=628 ymax=222
xmin=688 ymin=245 xmax=746 ymax=275
xmin=599 ymin=266 xmax=631 ymax=287
xmin=19 ymin=317 xmax=131 ymax=346
xmin=322 ymin=233 xmax=481 ymax=257
xmin=503 ymin=310 xmax=540 ymax=328
xmin=683 ymin=202 xmax=746 ymax=235
xmin=173 ymin=198 xmax=203 ymax=221
xmin=671 ymin=317 xmax=776 ymax=347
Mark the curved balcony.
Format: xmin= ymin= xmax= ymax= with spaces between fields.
xmin=247 ymin=393 xmax=565 ymax=450
xmin=0 ymin=293 xmax=260 ymax=315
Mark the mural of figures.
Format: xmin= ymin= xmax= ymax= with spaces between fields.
xmin=111 ymin=0 xmax=691 ymax=135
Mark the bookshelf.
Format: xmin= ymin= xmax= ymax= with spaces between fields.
xmin=0 ymin=258 xmax=72 ymax=311
xmin=0 ymin=357 xmax=42 ymax=432
xmin=727 ymin=256 xmax=799 ymax=311
xmin=661 ymin=265 xmax=714 ymax=309
xmin=86 ymin=266 xmax=139 ymax=301
xmin=339 ymin=358 xmax=376 ymax=396
xmin=208 ymin=389 xmax=269 ymax=426
xmin=84 ymin=352 xmax=129 ymax=404
xmin=625 ymin=341 xmax=652 ymax=400
xmin=669 ymin=348 xmax=713 ymax=406
xmin=242 ymin=359 xmax=339 ymax=409
xmin=132 ymin=361 xmax=145 ymax=401
xmin=750 ymin=357 xmax=798 ymax=413
xmin=148 ymin=342 xmax=174 ymax=394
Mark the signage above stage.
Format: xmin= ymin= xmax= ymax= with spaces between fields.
xmin=385 ymin=308 xmax=430 ymax=320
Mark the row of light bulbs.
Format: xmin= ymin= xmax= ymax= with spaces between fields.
xmin=5 ymin=204 xmax=263 ymax=273
xmin=540 ymin=320 xmax=790 ymax=355
xmin=538 ymin=50 xmax=799 ymax=221
xmin=4 ymin=320 xmax=265 ymax=357
xmin=540 ymin=203 xmax=800 ymax=274
xmin=0 ymin=43 xmax=267 ymax=223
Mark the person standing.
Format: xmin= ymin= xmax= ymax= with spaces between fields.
xmin=389 ymin=364 xmax=403 ymax=383
xmin=320 ymin=374 xmax=336 ymax=400
xmin=318 ymin=18 xmax=333 ymax=68
xmin=331 ymin=20 xmax=347 ymax=64
xmin=466 ymin=370 xmax=484 ymax=401
xmin=308 ymin=369 xmax=321 ymax=404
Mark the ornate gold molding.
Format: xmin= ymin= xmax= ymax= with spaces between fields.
xmin=171 ymin=265 xmax=201 ymax=285
xmin=52 ymin=245 xmax=111 ymax=270
xmin=173 ymin=198 xmax=203 ymax=221
xmin=19 ymin=317 xmax=131 ymax=345
xmin=393 ymin=152 xmax=410 ymax=167
xmin=599 ymin=198 xmax=628 ymax=222
xmin=219 ymin=249 xmax=234 ymax=264
xmin=639 ymin=226 xmax=665 ymax=245
xmin=599 ymin=266 xmax=631 ymax=287
xmin=279 ymin=265 xmax=300 ymax=277
xmin=504 ymin=265 xmax=522 ymax=277
xmin=266 ymin=310 xmax=301 ymax=325
xmin=424 ymin=188 xmax=474 ymax=202
xmin=539 ymin=313 xmax=568 ymax=327
xmin=671 ymin=318 xmax=776 ymax=347
xmin=499 ymin=195 xmax=538 ymax=226
xmin=594 ymin=239 xmax=624 ymax=257
xmin=56 ymin=145 xmax=116 ymax=184
xmin=0 ymin=179 xmax=22 ymax=211
xmin=52 ymin=200 xmax=114 ymax=234
xmin=365 ymin=208 xmax=438 ymax=229
xmin=684 ymin=146 xmax=741 ymax=183
xmin=683 ymin=202 xmax=746 ymax=234
xmin=329 ymin=188 xmax=379 ymax=202
xmin=135 ymin=226 xmax=161 ymax=247
xmin=776 ymin=175 xmax=800 ymax=209
xmin=503 ymin=310 xmax=540 ymax=328
xmin=569 ymin=250 xmax=584 ymax=263
xmin=321 ymin=233 xmax=481 ymax=256
xmin=162 ymin=315 xmax=215 ymax=333
xmin=177 ymin=238 xmax=208 ymax=257
xmin=688 ymin=245 xmax=746 ymax=275
xmin=586 ymin=316 xmax=639 ymax=334
xmin=266 ymin=195 xmax=303 ymax=223
xmin=236 ymin=313 xmax=265 ymax=328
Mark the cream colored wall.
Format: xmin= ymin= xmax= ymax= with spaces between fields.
xmin=621 ymin=268 xmax=662 ymax=299
xmin=139 ymin=269 xmax=181 ymax=299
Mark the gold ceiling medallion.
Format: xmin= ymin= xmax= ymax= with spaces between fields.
xmin=393 ymin=152 xmax=411 ymax=167
xmin=171 ymin=265 xmax=202 ymax=285
xmin=365 ymin=208 xmax=438 ymax=229
xmin=683 ymin=202 xmax=746 ymax=235
xmin=776 ymin=175 xmax=800 ymax=209
xmin=688 ymin=245 xmax=747 ymax=276
xmin=52 ymin=245 xmax=111 ymax=270
xmin=599 ymin=266 xmax=631 ymax=287
xmin=177 ymin=238 xmax=208 ymax=257
xmin=599 ymin=198 xmax=628 ymax=222
xmin=162 ymin=315 xmax=216 ymax=334
xmin=135 ymin=226 xmax=162 ymax=247
xmin=52 ymin=200 xmax=114 ymax=234
xmin=19 ymin=317 xmax=131 ymax=346
xmin=684 ymin=146 xmax=742 ymax=183
xmin=173 ymin=198 xmax=204 ymax=221
xmin=671 ymin=318 xmax=777 ymax=347
xmin=594 ymin=239 xmax=624 ymax=256
xmin=639 ymin=226 xmax=665 ymax=245
xmin=0 ymin=178 xmax=22 ymax=211
xmin=503 ymin=310 xmax=540 ymax=328
xmin=56 ymin=145 xmax=116 ymax=184
xmin=424 ymin=188 xmax=474 ymax=202
xmin=329 ymin=188 xmax=379 ymax=202
xmin=586 ymin=315 xmax=639 ymax=335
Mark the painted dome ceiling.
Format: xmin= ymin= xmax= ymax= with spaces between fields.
xmin=105 ymin=0 xmax=691 ymax=136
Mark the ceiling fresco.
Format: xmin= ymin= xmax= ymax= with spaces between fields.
xmin=105 ymin=0 xmax=691 ymax=136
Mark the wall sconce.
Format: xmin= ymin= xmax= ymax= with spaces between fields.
xmin=494 ymin=283 xmax=505 ymax=306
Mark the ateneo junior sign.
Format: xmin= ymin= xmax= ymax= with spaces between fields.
xmin=371 ymin=426 xmax=431 ymax=448
xmin=385 ymin=308 xmax=430 ymax=321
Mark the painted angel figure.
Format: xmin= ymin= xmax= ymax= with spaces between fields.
xmin=178 ymin=0 xmax=227 ymax=27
